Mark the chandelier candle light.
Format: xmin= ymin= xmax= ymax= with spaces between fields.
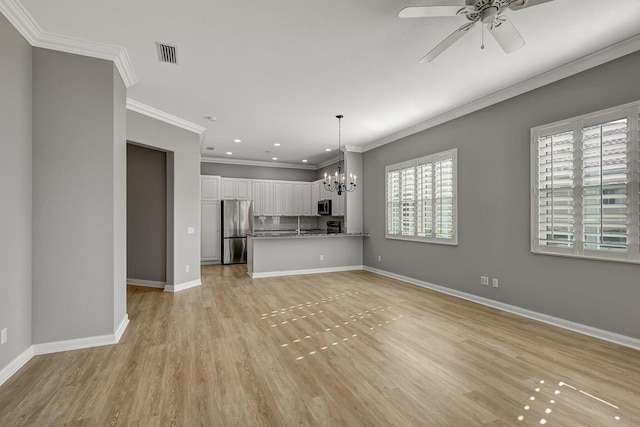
xmin=323 ymin=115 xmax=357 ymax=195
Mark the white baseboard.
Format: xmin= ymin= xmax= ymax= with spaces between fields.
xmin=164 ymin=278 xmax=201 ymax=293
xmin=114 ymin=314 xmax=129 ymax=342
xmin=0 ymin=346 xmax=35 ymax=387
xmin=364 ymin=266 xmax=640 ymax=351
xmin=126 ymin=278 xmax=166 ymax=289
xmin=1 ymin=314 xmax=130 ymax=387
xmin=250 ymin=265 xmax=364 ymax=279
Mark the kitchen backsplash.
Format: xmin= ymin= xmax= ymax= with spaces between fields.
xmin=254 ymin=216 xmax=343 ymax=231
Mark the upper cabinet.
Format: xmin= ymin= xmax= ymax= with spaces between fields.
xmin=221 ymin=177 xmax=252 ymax=200
xmin=253 ymin=180 xmax=274 ymax=216
xmin=201 ymin=175 xmax=221 ymax=200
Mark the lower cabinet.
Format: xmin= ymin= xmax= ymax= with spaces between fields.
xmin=201 ymin=200 xmax=220 ymax=263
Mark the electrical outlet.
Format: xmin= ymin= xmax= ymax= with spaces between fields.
xmin=378 ymin=255 xmax=382 ymax=262
xmin=320 ymin=254 xmax=324 ymax=261
xmin=1 ymin=328 xmax=7 ymax=344
xmin=492 ymin=278 xmax=499 ymax=288
xmin=187 ymin=227 xmax=195 ymax=234
xmin=186 ymin=265 xmax=190 ymax=273
xmin=481 ymin=276 xmax=489 ymax=286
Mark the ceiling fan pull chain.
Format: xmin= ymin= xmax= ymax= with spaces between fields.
xmin=481 ymin=23 xmax=485 ymax=49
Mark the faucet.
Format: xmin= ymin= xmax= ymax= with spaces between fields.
xmin=296 ymin=216 xmax=301 ymax=235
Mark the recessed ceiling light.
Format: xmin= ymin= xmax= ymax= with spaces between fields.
xmin=234 ymin=139 xmax=241 ymax=143
xmin=274 ymin=143 xmax=280 ymax=147
xmin=302 ymin=159 xmax=308 ymax=163
xmin=205 ymin=147 xmax=215 ymax=151
xmin=325 ymin=148 xmax=332 ymax=152
xmin=226 ymin=152 xmax=232 ymax=155
xmin=272 ymin=157 xmax=278 ymax=161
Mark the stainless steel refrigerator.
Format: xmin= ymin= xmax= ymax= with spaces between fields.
xmin=221 ymin=200 xmax=254 ymax=264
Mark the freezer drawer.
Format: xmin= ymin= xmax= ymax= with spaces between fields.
xmin=222 ymin=237 xmax=247 ymax=264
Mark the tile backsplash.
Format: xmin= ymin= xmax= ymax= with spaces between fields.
xmin=254 ymin=216 xmax=344 ymax=231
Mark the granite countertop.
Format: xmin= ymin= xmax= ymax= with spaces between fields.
xmin=248 ymin=231 xmax=369 ymax=239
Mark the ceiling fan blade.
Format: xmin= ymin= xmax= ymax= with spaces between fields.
xmin=488 ymin=16 xmax=525 ymax=53
xmin=509 ymin=0 xmax=553 ymax=11
xmin=399 ymin=5 xmax=474 ymax=18
xmin=419 ymin=22 xmax=476 ymax=63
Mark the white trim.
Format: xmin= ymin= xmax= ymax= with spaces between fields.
xmin=127 ymin=99 xmax=206 ymax=139
xmin=364 ymin=266 xmax=640 ymax=351
xmin=200 ymin=156 xmax=317 ymax=170
xmin=114 ymin=314 xmax=129 ymax=343
xmin=250 ymin=265 xmax=364 ymax=279
xmin=33 ymin=333 xmax=117 ymax=355
xmin=343 ymin=145 xmax=363 ymax=153
xmin=316 ymin=158 xmax=339 ymax=170
xmin=363 ymin=33 xmax=640 ymax=153
xmin=0 ymin=346 xmax=34 ymax=387
xmin=0 ymin=0 xmax=137 ymax=87
xmin=126 ymin=278 xmax=166 ymax=289
xmin=164 ymin=278 xmax=202 ymax=293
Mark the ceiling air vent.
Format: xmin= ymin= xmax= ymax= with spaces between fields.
xmin=156 ymin=42 xmax=178 ymax=64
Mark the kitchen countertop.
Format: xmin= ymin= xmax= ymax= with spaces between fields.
xmin=248 ymin=231 xmax=369 ymax=239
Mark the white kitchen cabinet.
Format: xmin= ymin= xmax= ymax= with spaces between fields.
xmin=273 ymin=181 xmax=283 ymax=216
xmin=201 ymin=175 xmax=220 ymax=200
xmin=311 ymin=181 xmax=320 ymax=216
xmin=292 ymin=183 xmax=301 ymax=215
xmin=252 ymin=180 xmax=274 ymax=216
xmin=282 ymin=182 xmax=293 ymax=216
xmin=332 ymin=190 xmax=345 ymax=216
xmin=201 ymin=200 xmax=220 ymax=263
xmin=301 ymin=182 xmax=312 ymax=216
xmin=221 ymin=177 xmax=252 ymax=200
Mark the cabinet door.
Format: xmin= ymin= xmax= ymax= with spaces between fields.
xmin=221 ymin=178 xmax=236 ymax=199
xmin=235 ymin=179 xmax=251 ymax=200
xmin=282 ymin=182 xmax=293 ymax=216
xmin=331 ymin=190 xmax=344 ymax=217
xmin=201 ymin=176 xmax=220 ymax=200
xmin=262 ymin=180 xmax=274 ymax=216
xmin=201 ymin=200 xmax=220 ymax=261
xmin=292 ymin=183 xmax=302 ymax=216
xmin=311 ymin=181 xmax=320 ymax=216
xmin=273 ymin=181 xmax=283 ymax=216
xmin=301 ymin=183 xmax=312 ymax=216
xmin=252 ymin=180 xmax=263 ymax=215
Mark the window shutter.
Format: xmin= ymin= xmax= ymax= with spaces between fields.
xmin=435 ymin=158 xmax=454 ymax=239
xmin=536 ymin=130 xmax=575 ymax=249
xmin=401 ymin=167 xmax=416 ymax=236
xmin=417 ymin=162 xmax=433 ymax=237
xmin=387 ymin=169 xmax=400 ymax=235
xmin=581 ymin=117 xmax=629 ymax=252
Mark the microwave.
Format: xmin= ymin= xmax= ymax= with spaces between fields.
xmin=318 ymin=199 xmax=332 ymax=216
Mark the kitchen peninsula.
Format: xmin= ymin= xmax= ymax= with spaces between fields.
xmin=247 ymin=232 xmax=367 ymax=278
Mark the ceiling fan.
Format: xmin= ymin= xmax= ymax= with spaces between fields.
xmin=399 ymin=0 xmax=554 ymax=63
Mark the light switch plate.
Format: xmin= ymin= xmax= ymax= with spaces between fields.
xmin=1 ymin=328 xmax=7 ymax=344
xmin=187 ymin=227 xmax=195 ymax=234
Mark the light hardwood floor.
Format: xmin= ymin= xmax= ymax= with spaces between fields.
xmin=1 ymin=265 xmax=639 ymax=426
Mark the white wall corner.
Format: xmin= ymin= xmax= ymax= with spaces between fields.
xmin=115 ymin=314 xmax=129 ymax=343
xmin=126 ymin=278 xmax=166 ymax=289
xmin=164 ymin=278 xmax=202 ymax=293
xmin=364 ymin=266 xmax=640 ymax=351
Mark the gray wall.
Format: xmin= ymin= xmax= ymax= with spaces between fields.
xmin=201 ymin=162 xmax=317 ymax=181
xmin=127 ymin=144 xmax=167 ymax=283
xmin=0 ymin=14 xmax=32 ymax=369
xmin=363 ymin=51 xmax=640 ymax=340
xmin=32 ymin=48 xmax=127 ymax=343
xmin=128 ymin=111 xmax=201 ymax=287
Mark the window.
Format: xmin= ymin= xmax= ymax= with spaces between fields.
xmin=531 ymin=101 xmax=640 ymax=263
xmin=386 ymin=148 xmax=457 ymax=245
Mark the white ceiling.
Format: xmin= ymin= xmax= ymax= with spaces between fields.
xmin=12 ymin=0 xmax=640 ymax=167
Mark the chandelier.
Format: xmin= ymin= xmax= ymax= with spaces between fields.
xmin=323 ymin=115 xmax=357 ymax=195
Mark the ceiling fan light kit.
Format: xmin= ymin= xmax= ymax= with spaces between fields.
xmin=400 ymin=0 xmax=554 ymax=62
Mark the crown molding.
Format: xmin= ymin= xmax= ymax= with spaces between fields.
xmin=363 ymin=33 xmax=640 ymax=153
xmin=127 ymin=99 xmax=207 ymax=143
xmin=316 ymin=158 xmax=339 ymax=170
xmin=343 ymin=145 xmax=363 ymax=153
xmin=0 ymin=0 xmax=137 ymax=87
xmin=200 ymin=156 xmax=317 ymax=170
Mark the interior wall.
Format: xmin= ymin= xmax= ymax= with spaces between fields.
xmin=363 ymin=50 xmax=640 ymax=340
xmin=127 ymin=111 xmax=201 ymax=288
xmin=32 ymin=48 xmax=125 ymax=343
xmin=201 ymin=162 xmax=317 ymax=181
xmin=0 ymin=14 xmax=32 ymax=371
xmin=127 ymin=144 xmax=167 ymax=283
